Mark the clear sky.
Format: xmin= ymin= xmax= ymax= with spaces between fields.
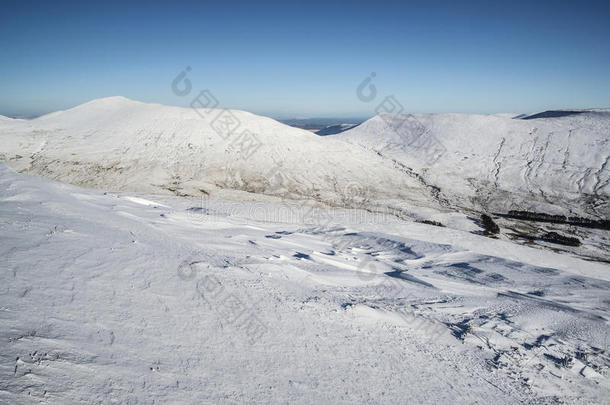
xmin=1 ymin=0 xmax=609 ymax=118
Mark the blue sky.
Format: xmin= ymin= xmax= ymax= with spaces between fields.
xmin=1 ymin=0 xmax=609 ymax=118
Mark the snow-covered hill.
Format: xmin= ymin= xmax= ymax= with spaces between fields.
xmin=1 ymin=164 xmax=608 ymax=403
xmin=2 ymin=98 xmax=608 ymax=222
xmin=1 ymin=98 xmax=608 ymax=402
xmin=333 ymin=111 xmax=610 ymax=218
xmin=0 ymin=97 xmax=437 ymax=215
xmin=1 ymin=97 xmax=609 ymax=264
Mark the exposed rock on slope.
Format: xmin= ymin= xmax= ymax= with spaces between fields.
xmin=333 ymin=111 xmax=610 ymax=218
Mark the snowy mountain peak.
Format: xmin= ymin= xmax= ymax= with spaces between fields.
xmin=335 ymin=110 xmax=610 ymax=217
xmin=87 ymin=95 xmax=135 ymax=103
xmin=1 ymin=98 xmax=608 ymax=220
xmin=0 ymin=97 xmax=435 ymax=211
xmin=80 ymin=95 xmax=141 ymax=107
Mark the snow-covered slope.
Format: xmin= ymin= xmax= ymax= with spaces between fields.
xmin=2 ymin=98 xmax=608 ymax=222
xmin=1 ymin=164 xmax=608 ymax=403
xmin=333 ymin=111 xmax=610 ymax=217
xmin=0 ymin=97 xmax=437 ymax=214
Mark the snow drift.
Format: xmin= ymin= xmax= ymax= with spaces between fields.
xmin=1 ymin=164 xmax=608 ymax=403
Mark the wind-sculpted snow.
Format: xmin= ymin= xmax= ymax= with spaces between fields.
xmin=0 ymin=165 xmax=608 ymax=403
xmin=334 ymin=110 xmax=610 ymax=217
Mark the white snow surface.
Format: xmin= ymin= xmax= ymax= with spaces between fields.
xmin=1 ymin=97 xmax=608 ymax=222
xmin=0 ymin=97 xmax=436 ymax=215
xmin=332 ymin=111 xmax=610 ymax=217
xmin=1 ymin=164 xmax=609 ymax=404
xmin=1 ymin=98 xmax=609 ymax=402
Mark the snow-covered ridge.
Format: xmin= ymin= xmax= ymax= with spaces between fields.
xmin=0 ymin=96 xmax=436 ymax=213
xmin=333 ymin=110 xmax=610 ymax=217
xmin=1 ymin=97 xmax=608 ymax=220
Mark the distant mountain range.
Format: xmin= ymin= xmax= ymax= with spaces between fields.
xmin=1 ymin=97 xmax=608 ymax=221
xmin=278 ymin=117 xmax=364 ymax=135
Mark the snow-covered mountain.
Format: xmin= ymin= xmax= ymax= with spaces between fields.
xmin=2 ymin=98 xmax=608 ymax=222
xmin=0 ymin=97 xmax=438 ymax=215
xmin=1 ymin=98 xmax=609 ymax=402
xmin=332 ymin=111 xmax=610 ymax=218
xmin=1 ymin=96 xmax=609 ymax=253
